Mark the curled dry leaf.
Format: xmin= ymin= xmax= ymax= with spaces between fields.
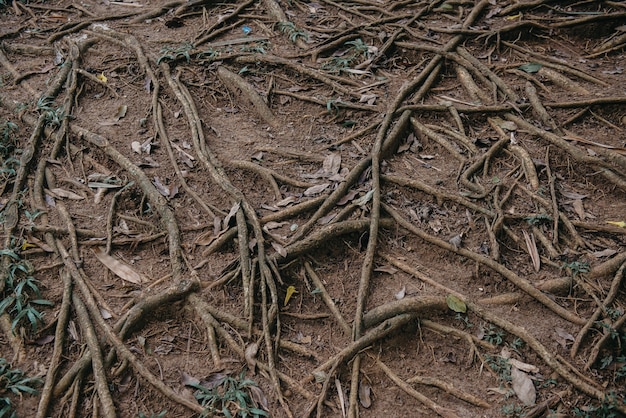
xmin=304 ymin=183 xmax=330 ymax=196
xmin=245 ymin=343 xmax=259 ymax=374
xmin=264 ymin=221 xmax=288 ymax=230
xmin=592 ymin=248 xmax=618 ymax=258
xmin=359 ymin=382 xmax=372 ymax=408
xmin=277 ymin=195 xmax=298 ymax=206
xmin=248 ymin=385 xmax=269 ymax=411
xmin=92 ymin=247 xmax=145 ymax=285
xmin=152 ymin=176 xmax=170 ymax=197
xmin=223 ymin=202 xmax=241 ymax=229
xmin=181 ymin=371 xmax=200 ymax=387
xmin=271 ymin=241 xmax=287 ymax=258
xmin=48 ymin=188 xmax=85 ymax=200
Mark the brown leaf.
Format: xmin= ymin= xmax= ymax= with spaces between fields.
xmin=245 ymin=343 xmax=258 ymax=374
xmin=181 ymin=371 xmax=200 ymax=387
xmin=92 ymin=247 xmax=145 ymax=285
xmin=592 ymin=248 xmax=618 ymax=258
xmin=152 ymin=176 xmax=170 ymax=197
xmin=318 ymin=213 xmax=336 ymax=225
xmin=249 ymin=385 xmax=269 ymax=411
xmin=271 ymin=241 xmax=287 ymax=258
xmin=572 ymin=199 xmax=586 ymax=220
xmin=34 ymin=335 xmax=55 ymax=345
xmin=337 ymin=190 xmax=358 ymax=206
xmin=276 ymin=196 xmax=298 ymax=207
xmin=194 ymin=229 xmax=216 ymax=246
xmin=264 ymin=221 xmax=287 ymax=230
xmin=223 ymin=202 xmax=241 ymax=229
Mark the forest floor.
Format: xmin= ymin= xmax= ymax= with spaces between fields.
xmin=1 ymin=1 xmax=626 ymax=417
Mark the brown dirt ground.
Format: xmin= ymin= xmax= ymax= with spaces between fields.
xmin=1 ymin=1 xmax=626 ymax=417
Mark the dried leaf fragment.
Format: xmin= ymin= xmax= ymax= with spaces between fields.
xmin=92 ymin=247 xmax=145 ymax=285
xmin=245 ymin=343 xmax=259 ymax=374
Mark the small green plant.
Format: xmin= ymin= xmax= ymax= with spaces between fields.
xmin=0 ymin=243 xmax=53 ymax=333
xmin=501 ymin=402 xmax=524 ymax=417
xmin=455 ymin=313 xmax=473 ymax=329
xmin=0 ymin=120 xmax=19 ymax=181
xmin=0 ymin=357 xmax=42 ymax=418
xmin=198 ymin=48 xmax=220 ymax=60
xmin=483 ymin=324 xmax=506 ymax=346
xmin=240 ymin=41 xmax=270 ymax=54
xmin=573 ymin=392 xmax=623 ymax=418
xmin=616 ymin=356 xmax=626 ymax=379
xmin=277 ymin=21 xmax=307 ymax=43
xmin=540 ymin=378 xmax=558 ymax=388
xmin=157 ymin=43 xmax=194 ymax=64
xmin=561 ymin=260 xmax=590 ymax=278
xmin=36 ymin=96 xmax=65 ymax=127
xmin=509 ymin=337 xmax=524 ymax=350
xmin=485 ymin=354 xmax=512 ymax=382
xmin=525 ymin=213 xmax=552 ymax=226
xmin=321 ymin=38 xmax=375 ymax=73
xmin=192 ymin=371 xmax=268 ymax=418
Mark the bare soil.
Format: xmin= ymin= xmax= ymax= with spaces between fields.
xmin=1 ymin=1 xmax=626 ymax=417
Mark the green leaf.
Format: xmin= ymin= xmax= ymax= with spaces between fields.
xmin=446 ymin=294 xmax=467 ymax=313
xmin=518 ymin=63 xmax=542 ymax=73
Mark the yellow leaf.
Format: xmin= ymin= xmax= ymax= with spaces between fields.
xmin=505 ymin=13 xmax=522 ymax=20
xmin=607 ymin=221 xmax=626 ymax=228
xmin=97 ymin=72 xmax=107 ymax=83
xmin=446 ymin=294 xmax=467 ymax=313
xmin=21 ymin=241 xmax=36 ymax=251
xmin=284 ymin=285 xmax=298 ymax=306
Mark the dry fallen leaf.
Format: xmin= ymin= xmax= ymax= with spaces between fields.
xmin=304 ymin=183 xmax=330 ymax=196
xmin=92 ymin=247 xmax=145 ymax=285
xmin=271 ymin=241 xmax=287 ymax=258
xmin=511 ymin=366 xmax=536 ymax=406
xmin=572 ymin=199 xmax=586 ymax=220
xmin=359 ymin=382 xmax=372 ymax=408
xmin=48 ymin=188 xmax=85 ymax=200
xmin=337 ymin=190 xmax=359 ymax=206
xmin=245 ymin=343 xmax=258 ymax=374
xmin=223 ymin=202 xmax=241 ymax=229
